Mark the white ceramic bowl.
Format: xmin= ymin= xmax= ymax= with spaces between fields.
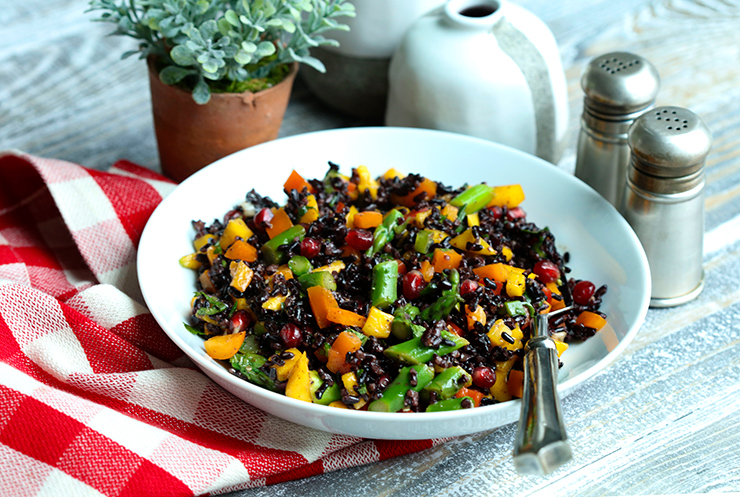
xmin=138 ymin=127 xmax=650 ymax=440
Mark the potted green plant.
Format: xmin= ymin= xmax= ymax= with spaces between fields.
xmin=88 ymin=0 xmax=355 ymax=181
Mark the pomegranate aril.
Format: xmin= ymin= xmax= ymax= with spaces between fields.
xmin=229 ymin=310 xmax=250 ymax=333
xmin=472 ymin=366 xmax=496 ymax=389
xmin=254 ymin=208 xmax=273 ymax=230
xmin=572 ymin=280 xmax=596 ymax=305
xmin=489 ymin=205 xmax=503 ymax=219
xmin=280 ymin=323 xmax=302 ymax=348
xmin=403 ymin=270 xmax=425 ymax=300
xmin=460 ymin=279 xmax=479 ymax=295
xmin=507 ymin=207 xmax=526 ymax=221
xmin=345 ymin=229 xmax=374 ymax=251
xmin=533 ymin=260 xmax=560 ymax=283
xmin=300 ymin=237 xmax=321 ymax=258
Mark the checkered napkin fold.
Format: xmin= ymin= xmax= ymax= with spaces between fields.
xmin=0 ymin=153 xmax=442 ymax=497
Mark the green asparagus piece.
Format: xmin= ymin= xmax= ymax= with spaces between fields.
xmin=383 ymin=331 xmax=469 ymax=365
xmin=450 ymin=183 xmax=494 ymax=214
xmin=288 ymin=255 xmax=313 ymax=276
xmin=260 ymin=225 xmax=306 ymax=265
xmin=420 ymin=269 xmax=462 ymax=321
xmin=230 ymin=353 xmax=281 ymax=392
xmin=391 ymin=304 xmax=424 ymax=340
xmin=367 ymin=365 xmax=435 ymax=412
xmin=371 ymin=259 xmax=399 ymax=309
xmin=367 ymin=209 xmax=404 ymax=257
xmin=308 ymin=371 xmax=342 ymax=405
xmin=421 ymin=366 xmax=472 ymax=401
xmin=425 ymin=397 xmax=474 ymax=412
xmin=298 ymin=271 xmax=337 ymax=291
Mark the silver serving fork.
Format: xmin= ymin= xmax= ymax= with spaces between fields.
xmin=513 ymin=272 xmax=574 ymax=475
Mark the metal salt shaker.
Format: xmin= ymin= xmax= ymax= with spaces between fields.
xmin=575 ymin=52 xmax=661 ymax=207
xmin=621 ymin=106 xmax=712 ymax=307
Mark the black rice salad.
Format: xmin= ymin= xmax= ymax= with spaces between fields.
xmin=179 ymin=164 xmax=608 ymax=412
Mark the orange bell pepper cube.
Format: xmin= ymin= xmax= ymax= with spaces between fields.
xmin=507 ymin=369 xmax=524 ymax=398
xmin=455 ymin=387 xmax=485 ymax=408
xmin=204 ymin=331 xmax=246 ymax=360
xmin=391 ymin=177 xmax=438 ymax=207
xmin=307 ymin=285 xmax=339 ymax=329
xmin=446 ymin=322 xmax=465 ymax=337
xmin=283 ymin=169 xmax=314 ymax=194
xmin=266 ymin=208 xmax=294 ymax=239
xmin=419 ymin=260 xmax=435 ymax=282
xmin=353 ymin=211 xmax=384 ymax=229
xmin=326 ymin=307 xmax=367 ymax=328
xmin=576 ymin=311 xmax=607 ymax=331
xmin=327 ymin=331 xmax=363 ymax=374
xmin=473 ymin=263 xmax=510 ymax=283
xmin=432 ymin=248 xmax=462 ymax=272
xmin=223 ymin=239 xmax=258 ymax=262
xmin=546 ymin=282 xmax=566 ymax=311
xmin=229 ymin=261 xmax=254 ymax=293
xmin=465 ymin=304 xmax=487 ymax=331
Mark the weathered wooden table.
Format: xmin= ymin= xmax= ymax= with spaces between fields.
xmin=4 ymin=0 xmax=740 ymax=495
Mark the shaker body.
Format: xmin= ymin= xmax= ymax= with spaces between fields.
xmin=575 ymin=114 xmax=633 ymax=206
xmin=622 ymin=178 xmax=704 ymax=307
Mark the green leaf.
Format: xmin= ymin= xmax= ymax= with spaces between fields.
xmin=200 ymin=19 xmax=218 ymax=39
xmin=234 ymin=50 xmax=252 ymax=65
xmin=170 ymin=45 xmax=196 ymax=65
xmin=183 ymin=322 xmax=207 ymax=336
xmin=225 ymin=9 xmax=240 ymax=27
xmin=254 ymin=41 xmax=276 ymax=57
xmin=281 ymin=19 xmax=296 ymax=33
xmin=202 ymin=58 xmax=219 ymax=74
xmin=241 ymin=41 xmax=257 ymax=52
xmin=192 ymin=77 xmax=211 ymax=104
xmin=195 ymin=0 xmax=209 ymax=14
xmin=287 ymin=47 xmax=325 ymax=72
xmin=217 ymin=18 xmax=232 ymax=36
xmin=194 ymin=292 xmax=227 ymax=315
xmin=159 ymin=65 xmax=194 ymax=84
xmin=262 ymin=0 xmax=277 ymax=17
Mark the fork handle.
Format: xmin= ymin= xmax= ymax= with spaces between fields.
xmin=512 ymin=336 xmax=572 ymax=475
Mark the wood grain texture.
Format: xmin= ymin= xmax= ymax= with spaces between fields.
xmin=3 ymin=0 xmax=740 ymax=495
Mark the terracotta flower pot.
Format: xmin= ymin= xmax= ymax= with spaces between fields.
xmin=148 ymin=60 xmax=298 ymax=182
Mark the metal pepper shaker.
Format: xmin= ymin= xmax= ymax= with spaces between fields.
xmin=575 ymin=52 xmax=660 ymax=207
xmin=621 ymin=106 xmax=712 ymax=307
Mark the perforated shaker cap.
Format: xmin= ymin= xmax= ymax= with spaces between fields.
xmin=628 ymin=106 xmax=712 ymax=188
xmin=581 ymin=52 xmax=660 ymax=116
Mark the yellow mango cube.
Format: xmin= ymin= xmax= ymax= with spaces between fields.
xmin=273 ymin=348 xmax=302 ymax=381
xmin=220 ymin=218 xmax=253 ymax=251
xmin=362 ymin=306 xmax=394 ymax=338
xmin=285 ymin=351 xmax=312 ymax=402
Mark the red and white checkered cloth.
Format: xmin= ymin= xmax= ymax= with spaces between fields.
xmin=0 ymin=152 xmax=443 ymax=497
